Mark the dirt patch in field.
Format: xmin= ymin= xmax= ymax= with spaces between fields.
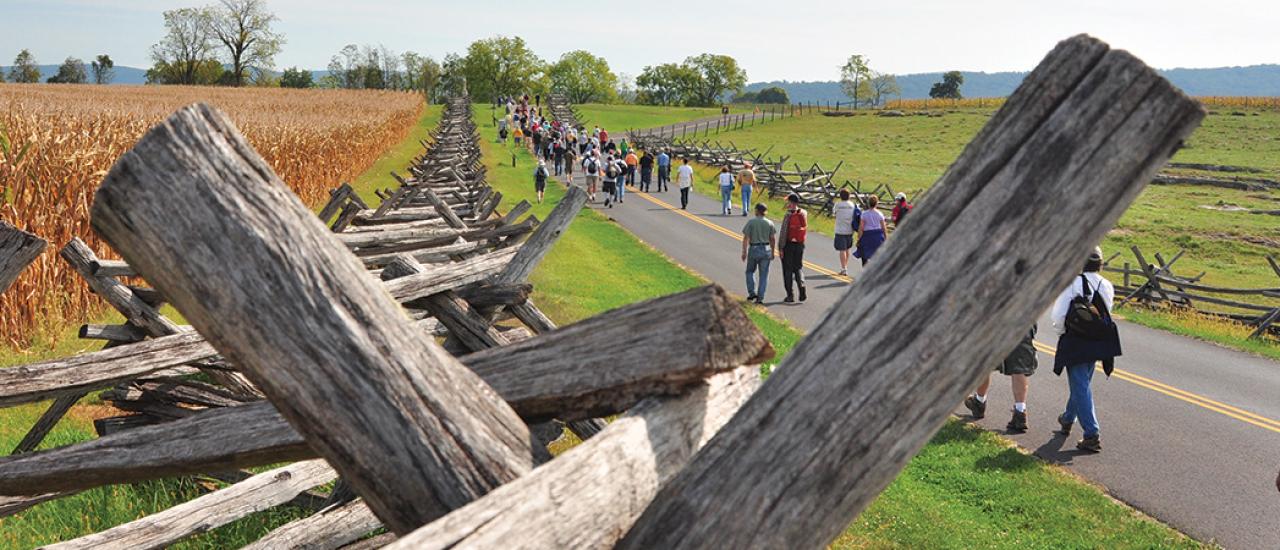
xmin=1205 ymin=232 xmax=1280 ymax=249
xmin=1199 ymin=202 xmax=1250 ymax=212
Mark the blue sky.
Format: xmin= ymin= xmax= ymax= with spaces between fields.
xmin=3 ymin=0 xmax=1277 ymax=81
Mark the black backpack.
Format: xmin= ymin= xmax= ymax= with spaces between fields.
xmin=1066 ymin=275 xmax=1113 ymax=341
xmin=586 ymin=159 xmax=598 ymax=173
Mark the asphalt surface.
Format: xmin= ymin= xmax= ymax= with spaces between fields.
xmin=554 ymin=165 xmax=1280 ymax=549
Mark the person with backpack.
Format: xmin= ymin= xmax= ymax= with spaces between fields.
xmin=964 ymin=324 xmax=1039 ymax=433
xmin=718 ymin=166 xmax=735 ymax=216
xmin=736 ymin=162 xmax=756 ymax=217
xmin=656 ymin=149 xmax=672 ymax=192
xmin=612 ymin=156 xmax=628 ymax=203
xmin=741 ymin=203 xmax=776 ymax=305
xmin=533 ymin=159 xmax=550 ymax=203
xmin=601 ymin=155 xmax=618 ymax=208
xmin=676 ymin=157 xmax=694 ymax=209
xmin=1051 ymin=246 xmax=1120 ymax=453
xmin=891 ymin=192 xmax=912 ymax=228
xmin=831 ymin=189 xmax=860 ymax=276
xmin=777 ymin=193 xmax=808 ymax=303
xmin=583 ymin=152 xmax=601 ymax=203
xmin=513 ymin=126 xmax=523 ymax=147
xmin=855 ymin=195 xmax=887 ymax=265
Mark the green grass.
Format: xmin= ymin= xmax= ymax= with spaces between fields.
xmin=474 ymin=107 xmax=1204 ymax=549
xmin=347 ymin=103 xmax=441 ymax=206
xmin=568 ymin=103 xmax=750 ymax=134
xmin=628 ymin=106 xmax=1280 ymax=357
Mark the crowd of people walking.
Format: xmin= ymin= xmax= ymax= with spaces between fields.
xmin=511 ymin=95 xmax=1120 ymax=455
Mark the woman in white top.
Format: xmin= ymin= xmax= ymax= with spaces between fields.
xmin=1049 ymin=246 xmax=1120 ymax=453
xmin=717 ymin=166 xmax=735 ymax=216
xmin=830 ymin=189 xmax=860 ymax=276
xmin=855 ymin=195 xmax=887 ymax=266
xmin=676 ymin=158 xmax=695 ymax=210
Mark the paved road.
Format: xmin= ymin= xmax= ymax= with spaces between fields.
xmin=554 ymin=166 xmax=1280 ymax=548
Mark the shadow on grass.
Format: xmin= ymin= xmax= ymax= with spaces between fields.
xmin=974 ymin=447 xmax=1039 ymax=473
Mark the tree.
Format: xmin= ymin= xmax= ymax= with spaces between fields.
xmin=869 ymin=73 xmax=900 ymax=106
xmin=8 ymin=49 xmax=41 ymax=83
xmin=635 ymin=63 xmax=702 ymax=106
xmin=402 ymin=52 xmax=442 ymax=101
xmin=461 ymin=36 xmax=544 ymax=103
xmin=438 ymin=52 xmax=467 ymax=98
xmin=615 ymin=72 xmax=637 ymax=104
xmin=146 ymin=58 xmax=224 ymax=85
xmin=548 ymin=50 xmax=619 ymax=104
xmin=209 ymin=0 xmax=284 ymax=87
xmin=929 ymin=71 xmax=964 ymax=99
xmin=150 ymin=7 xmax=217 ymax=85
xmin=684 ymin=54 xmax=746 ymax=107
xmin=324 ymin=44 xmax=361 ymax=88
xmin=47 ymin=57 xmax=88 ymax=84
xmin=755 ymin=86 xmax=789 ymax=104
xmin=91 ymin=54 xmax=115 ymax=84
xmin=280 ymin=66 xmax=313 ymax=88
xmin=840 ymin=54 xmax=872 ymax=109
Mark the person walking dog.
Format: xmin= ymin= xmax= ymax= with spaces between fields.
xmin=1051 ymin=246 xmax=1120 ymax=453
xmin=777 ymin=193 xmax=808 ymax=303
xmin=965 ymin=324 xmax=1039 ymax=433
xmin=741 ymin=203 xmax=776 ymax=305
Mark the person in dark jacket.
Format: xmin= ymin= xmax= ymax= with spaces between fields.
xmin=964 ymin=325 xmax=1038 ymax=433
xmin=777 ymin=193 xmax=808 ymax=303
xmin=1051 ymin=246 xmax=1120 ymax=453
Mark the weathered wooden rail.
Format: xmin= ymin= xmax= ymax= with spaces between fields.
xmin=1103 ymin=246 xmax=1280 ymax=338
xmin=0 ymin=34 xmax=1206 ymax=549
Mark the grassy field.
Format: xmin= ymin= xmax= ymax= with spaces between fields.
xmin=603 ymin=105 xmax=1279 ymax=355
xmin=568 ymin=103 xmax=761 ymax=135
xmin=474 ymin=109 xmax=1203 ymax=549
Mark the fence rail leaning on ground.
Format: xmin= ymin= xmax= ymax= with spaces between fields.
xmin=0 ymin=33 xmax=1211 ymax=549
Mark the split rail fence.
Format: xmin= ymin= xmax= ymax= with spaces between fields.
xmin=0 ymin=35 xmax=1207 ymax=549
xmin=1102 ymin=247 xmax=1280 ymax=339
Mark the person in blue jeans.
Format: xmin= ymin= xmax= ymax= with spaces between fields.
xmin=718 ymin=166 xmax=735 ymax=215
xmin=737 ymin=162 xmax=756 ymax=217
xmin=741 ymin=203 xmax=776 ymax=305
xmin=1050 ymin=247 xmax=1120 ymax=453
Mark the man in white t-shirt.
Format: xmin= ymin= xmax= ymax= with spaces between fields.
xmin=830 ymin=189 xmax=860 ymax=276
xmin=676 ymin=158 xmax=695 ymax=210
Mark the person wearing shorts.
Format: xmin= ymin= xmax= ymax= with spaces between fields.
xmin=533 ymin=159 xmax=550 ymax=203
xmin=831 ymin=189 xmax=860 ymax=276
xmin=964 ymin=324 xmax=1038 ymax=433
xmin=582 ymin=153 xmax=601 ymax=202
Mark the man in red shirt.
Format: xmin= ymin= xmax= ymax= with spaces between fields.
xmin=777 ymin=193 xmax=808 ymax=303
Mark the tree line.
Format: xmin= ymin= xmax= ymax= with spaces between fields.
xmin=3 ymin=49 xmax=115 ymax=84
xmin=3 ymin=0 xmax=968 ymax=107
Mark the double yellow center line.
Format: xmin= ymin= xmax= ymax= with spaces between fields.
xmin=1031 ymin=341 xmax=1280 ymax=434
xmin=621 ymin=182 xmax=1280 ymax=436
xmin=628 ymin=187 xmax=853 ymax=283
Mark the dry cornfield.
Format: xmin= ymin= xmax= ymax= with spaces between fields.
xmin=0 ymin=83 xmax=423 ymax=347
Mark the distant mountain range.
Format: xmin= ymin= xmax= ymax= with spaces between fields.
xmin=4 ymin=64 xmax=1278 ymax=100
xmin=745 ymin=65 xmax=1280 ymax=103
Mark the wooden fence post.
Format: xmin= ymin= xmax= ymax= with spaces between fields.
xmin=618 ymin=34 xmax=1204 ymax=549
xmin=90 ymin=103 xmax=534 ymax=535
xmin=0 ymin=222 xmax=47 ymax=296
